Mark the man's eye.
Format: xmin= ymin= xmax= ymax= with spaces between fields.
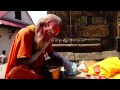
xmin=44 ymin=23 xmax=49 ymax=27
xmin=48 ymin=31 xmax=55 ymax=37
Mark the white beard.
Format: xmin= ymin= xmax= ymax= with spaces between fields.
xmin=34 ymin=35 xmax=50 ymax=51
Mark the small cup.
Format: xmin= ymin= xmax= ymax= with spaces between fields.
xmin=49 ymin=66 xmax=60 ymax=79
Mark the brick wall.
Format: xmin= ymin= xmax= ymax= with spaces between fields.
xmin=47 ymin=11 xmax=119 ymax=61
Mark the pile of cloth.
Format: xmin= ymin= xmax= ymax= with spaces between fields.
xmin=76 ymin=57 xmax=120 ymax=79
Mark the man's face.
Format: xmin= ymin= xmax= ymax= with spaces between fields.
xmin=34 ymin=21 xmax=61 ymax=50
xmin=47 ymin=21 xmax=61 ymax=37
xmin=40 ymin=21 xmax=61 ymax=40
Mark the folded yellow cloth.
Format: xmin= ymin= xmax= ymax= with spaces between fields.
xmin=88 ymin=57 xmax=120 ymax=79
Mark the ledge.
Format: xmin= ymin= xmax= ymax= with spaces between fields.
xmin=53 ymin=43 xmax=102 ymax=52
xmin=53 ymin=43 xmax=101 ymax=47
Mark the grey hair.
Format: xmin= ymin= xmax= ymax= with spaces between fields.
xmin=35 ymin=14 xmax=62 ymax=32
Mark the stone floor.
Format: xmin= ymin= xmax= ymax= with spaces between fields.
xmin=0 ymin=60 xmax=97 ymax=79
xmin=0 ymin=63 xmax=7 ymax=79
xmin=0 ymin=50 xmax=119 ymax=79
xmin=59 ymin=50 xmax=120 ymax=62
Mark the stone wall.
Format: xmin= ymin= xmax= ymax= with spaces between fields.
xmin=47 ymin=11 xmax=119 ymax=61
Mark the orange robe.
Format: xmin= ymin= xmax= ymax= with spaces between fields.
xmin=5 ymin=25 xmax=53 ymax=79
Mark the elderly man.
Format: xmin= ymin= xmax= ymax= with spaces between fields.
xmin=5 ymin=14 xmax=77 ymax=79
